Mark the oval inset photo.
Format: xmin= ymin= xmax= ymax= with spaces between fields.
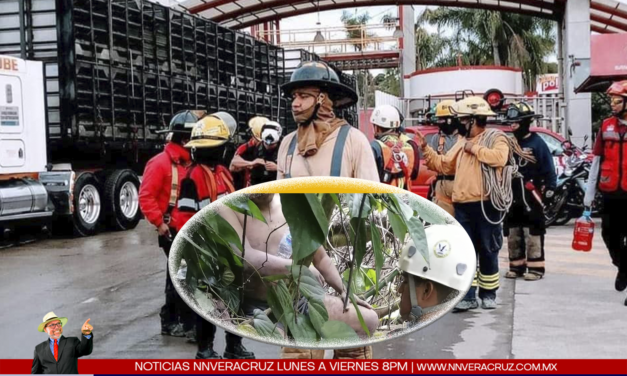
xmin=169 ymin=178 xmax=476 ymax=349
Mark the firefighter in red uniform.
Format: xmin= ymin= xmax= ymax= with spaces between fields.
xmin=230 ymin=116 xmax=268 ymax=188
xmin=369 ymin=104 xmax=420 ymax=190
xmin=139 ymin=110 xmax=196 ymax=338
xmin=584 ymin=80 xmax=627 ymax=305
xmin=175 ymin=112 xmax=255 ymax=359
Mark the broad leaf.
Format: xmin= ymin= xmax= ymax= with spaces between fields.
xmin=350 ymin=194 xmax=370 ymax=218
xmin=320 ymin=320 xmax=360 ymax=341
xmin=214 ymin=286 xmax=240 ymax=315
xmin=205 ymin=213 xmax=243 ymax=252
xmin=307 ymin=299 xmax=329 ymax=336
xmin=404 ymin=194 xmax=448 ymax=225
xmin=405 ymin=216 xmax=430 ymax=266
xmin=343 ymin=267 xmax=365 ymax=294
xmin=279 ymin=194 xmax=329 ymax=262
xmin=267 ymin=280 xmax=293 ymax=327
xmin=370 ymin=223 xmax=384 ymax=294
xmin=388 ymin=211 xmax=407 ymax=244
xmin=285 ymin=312 xmax=318 ymax=342
xmin=224 ymin=196 xmax=267 ymax=223
xmin=349 ymin=294 xmax=370 ymax=337
xmin=287 ymin=265 xmax=325 ymax=302
xmin=237 ymin=324 xmax=259 ymax=337
xmin=193 ymin=289 xmax=215 ymax=313
xmin=252 ymin=309 xmax=283 ymax=340
xmin=179 ymin=232 xmax=217 ymax=261
xmin=350 ymin=217 xmax=367 ymax=267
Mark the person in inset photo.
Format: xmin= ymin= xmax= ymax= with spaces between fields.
xmin=171 ymin=192 xmax=475 ymax=353
xmin=32 ymin=312 xmax=93 ymax=374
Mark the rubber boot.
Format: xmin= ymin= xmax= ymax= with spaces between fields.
xmin=280 ymin=347 xmax=325 ymax=359
xmin=196 ymin=345 xmax=222 ymax=359
xmin=333 ymin=346 xmax=373 ymax=359
xmin=161 ymin=322 xmax=186 ymax=337
xmin=224 ymin=343 xmax=256 ymax=359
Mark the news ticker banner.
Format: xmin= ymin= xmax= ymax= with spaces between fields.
xmin=1 ymin=360 xmax=627 ymax=375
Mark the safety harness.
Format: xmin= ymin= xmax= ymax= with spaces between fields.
xmin=163 ymin=163 xmax=178 ymax=225
xmin=284 ymin=124 xmax=351 ymax=178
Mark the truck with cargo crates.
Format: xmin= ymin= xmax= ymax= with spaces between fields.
xmin=0 ymin=0 xmax=357 ymax=237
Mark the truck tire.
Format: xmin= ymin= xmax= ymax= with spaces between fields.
xmin=71 ymin=172 xmax=102 ymax=237
xmin=103 ymin=169 xmax=141 ymax=231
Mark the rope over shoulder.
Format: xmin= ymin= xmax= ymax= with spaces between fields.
xmin=476 ymin=129 xmax=536 ymax=225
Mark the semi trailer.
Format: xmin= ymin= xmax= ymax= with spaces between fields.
xmin=0 ymin=0 xmax=357 ymax=238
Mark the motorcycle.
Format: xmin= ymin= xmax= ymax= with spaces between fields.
xmin=544 ymin=139 xmax=603 ymax=227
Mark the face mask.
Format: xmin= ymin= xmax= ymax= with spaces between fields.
xmin=439 ymin=119 xmax=457 ymax=135
xmin=261 ymin=127 xmax=281 ymax=145
xmin=192 ymin=147 xmax=225 ymax=163
xmin=513 ymin=120 xmax=531 ymax=141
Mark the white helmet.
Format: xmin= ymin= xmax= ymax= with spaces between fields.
xmin=261 ymin=121 xmax=282 ymax=145
xmin=398 ymin=224 xmax=476 ymax=321
xmin=370 ymin=104 xmax=402 ymax=129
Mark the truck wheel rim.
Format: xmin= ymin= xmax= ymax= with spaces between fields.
xmin=119 ymin=181 xmax=139 ymax=219
xmin=79 ymin=184 xmax=101 ymax=225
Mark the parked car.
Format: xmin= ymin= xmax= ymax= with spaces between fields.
xmin=403 ymin=125 xmax=577 ymax=199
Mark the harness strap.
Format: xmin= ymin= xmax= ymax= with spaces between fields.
xmin=284 ymin=134 xmax=298 ymax=179
xmin=164 ymin=163 xmax=178 ymax=225
xmin=330 ymin=125 xmax=351 ymax=177
xmin=199 ymin=165 xmax=218 ymax=203
xmin=285 ymin=125 xmax=351 ymax=178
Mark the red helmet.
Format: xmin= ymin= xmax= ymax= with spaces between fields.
xmin=607 ymin=80 xmax=627 ymax=97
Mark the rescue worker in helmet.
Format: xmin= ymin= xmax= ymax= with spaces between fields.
xmin=230 ymin=116 xmax=269 ymax=188
xmin=176 ymin=112 xmax=254 ymax=359
xmin=229 ymin=118 xmax=282 ymax=187
xmin=277 ymin=61 xmax=378 ymax=181
xmin=584 ymin=80 xmax=627 ymax=305
xmin=428 ymin=100 xmax=463 ymax=216
xmin=370 ymin=104 xmax=420 ymax=190
xmin=139 ymin=110 xmax=196 ymax=339
xmin=503 ymin=102 xmax=556 ymax=281
xmin=398 ymin=224 xmax=476 ymax=324
xmin=414 ymin=97 xmax=510 ymax=312
xmin=277 ymin=60 xmax=378 ymax=359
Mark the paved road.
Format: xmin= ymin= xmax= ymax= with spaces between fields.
xmin=1 ymin=220 xmax=625 ymax=360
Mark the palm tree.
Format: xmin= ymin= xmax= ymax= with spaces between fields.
xmin=340 ymin=11 xmax=374 ymax=51
xmin=419 ymin=8 xmax=556 ymax=88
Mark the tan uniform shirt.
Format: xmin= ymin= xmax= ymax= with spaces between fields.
xmin=423 ymin=131 xmax=509 ymax=203
xmin=277 ymin=126 xmax=379 ymax=182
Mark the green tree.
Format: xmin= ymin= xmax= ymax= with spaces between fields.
xmin=340 ymin=11 xmax=374 ymax=51
xmin=419 ymin=8 xmax=556 ymax=89
xmin=374 ymin=69 xmax=400 ymax=97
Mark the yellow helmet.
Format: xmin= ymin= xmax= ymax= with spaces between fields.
xmin=248 ymin=116 xmax=269 ymax=142
xmin=435 ymin=100 xmax=455 ymax=118
xmin=451 ymin=97 xmax=496 ymax=118
xmin=185 ymin=112 xmax=235 ymax=149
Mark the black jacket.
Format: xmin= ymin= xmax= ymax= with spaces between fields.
xmin=32 ymin=335 xmax=93 ymax=374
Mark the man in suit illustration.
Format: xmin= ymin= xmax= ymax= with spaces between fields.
xmin=32 ymin=312 xmax=93 ymax=374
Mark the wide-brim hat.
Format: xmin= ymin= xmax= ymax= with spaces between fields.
xmin=280 ymin=61 xmax=358 ymax=108
xmin=281 ymin=80 xmax=358 ymax=108
xmin=38 ymin=311 xmax=68 ymax=332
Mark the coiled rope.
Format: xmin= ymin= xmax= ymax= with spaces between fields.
xmin=477 ymin=129 xmax=536 ymax=225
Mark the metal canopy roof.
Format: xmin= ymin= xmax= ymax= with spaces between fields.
xmin=172 ymin=0 xmax=627 ymax=33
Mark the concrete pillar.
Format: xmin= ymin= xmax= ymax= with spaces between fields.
xmin=562 ymin=0 xmax=592 ymax=146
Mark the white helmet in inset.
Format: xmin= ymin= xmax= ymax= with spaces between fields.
xmin=261 ymin=121 xmax=282 ymax=146
xmin=370 ymin=104 xmax=402 ymax=129
xmin=398 ymin=224 xmax=476 ymax=321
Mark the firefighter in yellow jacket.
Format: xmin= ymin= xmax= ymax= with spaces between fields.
xmin=415 ymin=97 xmax=510 ymax=312
xmin=370 ymin=104 xmax=420 ymax=190
xmin=428 ymin=100 xmax=463 ymax=216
